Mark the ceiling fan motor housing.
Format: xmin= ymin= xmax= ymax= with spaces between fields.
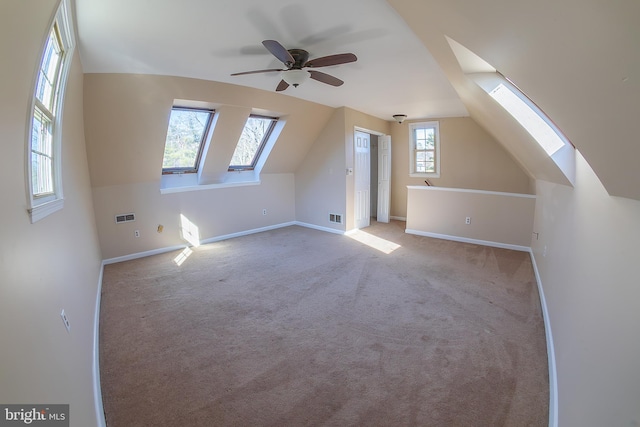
xmin=287 ymin=49 xmax=310 ymax=69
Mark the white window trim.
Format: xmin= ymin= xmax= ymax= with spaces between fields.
xmin=408 ymin=121 xmax=441 ymax=178
xmin=26 ymin=0 xmax=75 ymax=223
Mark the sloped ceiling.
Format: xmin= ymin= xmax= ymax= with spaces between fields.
xmin=74 ymin=0 xmax=468 ymax=121
xmin=388 ymin=0 xmax=640 ymax=200
xmin=75 ymin=0 xmax=640 ymax=199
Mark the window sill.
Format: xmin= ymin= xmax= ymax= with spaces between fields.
xmin=28 ymin=198 xmax=64 ymax=223
xmin=160 ymin=180 xmax=261 ymax=195
xmin=410 ymin=173 xmax=440 ymax=178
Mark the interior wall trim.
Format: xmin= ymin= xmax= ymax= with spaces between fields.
xmin=404 ymin=228 xmax=530 ymax=252
xmin=93 ymin=262 xmax=107 ymax=427
xmin=528 ymin=250 xmax=559 ymax=427
xmin=294 ymin=221 xmax=347 ymax=235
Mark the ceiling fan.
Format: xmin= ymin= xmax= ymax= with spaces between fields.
xmin=231 ymin=40 xmax=357 ymax=92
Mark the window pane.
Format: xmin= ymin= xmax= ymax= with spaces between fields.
xmin=415 ymin=128 xmax=426 ymax=140
xmin=162 ymin=108 xmax=211 ymax=171
xmin=424 ymin=162 xmax=435 ymax=172
xmin=31 ymin=109 xmax=54 ymax=196
xmin=230 ymin=116 xmax=276 ymax=168
xmin=424 ymin=129 xmax=435 ymax=149
xmin=36 ymin=26 xmax=63 ymax=111
xmin=416 ymin=151 xmax=426 ymax=161
xmin=489 ymin=83 xmax=565 ymax=155
xmin=32 ymin=153 xmax=53 ymax=196
xmin=425 ymin=151 xmax=434 ymax=162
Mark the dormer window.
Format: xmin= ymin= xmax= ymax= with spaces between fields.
xmin=162 ymin=107 xmax=214 ymax=174
xmin=228 ymin=115 xmax=278 ymax=171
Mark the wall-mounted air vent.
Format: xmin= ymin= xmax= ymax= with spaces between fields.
xmin=115 ymin=213 xmax=136 ymax=224
xmin=329 ymin=213 xmax=342 ymax=224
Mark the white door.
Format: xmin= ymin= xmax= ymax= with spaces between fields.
xmin=377 ymin=135 xmax=391 ymax=223
xmin=354 ymin=131 xmax=370 ymax=229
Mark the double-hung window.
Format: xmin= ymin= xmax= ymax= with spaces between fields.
xmin=229 ymin=115 xmax=278 ymax=171
xmin=162 ymin=107 xmax=214 ymax=174
xmin=409 ymin=121 xmax=440 ymax=177
xmin=28 ymin=0 xmax=74 ymax=222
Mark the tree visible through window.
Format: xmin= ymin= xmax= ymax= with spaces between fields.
xmin=229 ymin=115 xmax=278 ymax=170
xmin=409 ymin=121 xmax=440 ymax=177
xmin=162 ymin=107 xmax=213 ymax=173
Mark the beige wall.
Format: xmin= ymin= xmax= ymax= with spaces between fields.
xmin=295 ymin=107 xmax=390 ymax=232
xmin=83 ymin=74 xmax=335 ymax=187
xmin=295 ymin=109 xmax=347 ymax=231
xmin=530 ymin=152 xmax=640 ymax=426
xmin=83 ymin=74 xmax=334 ymax=258
xmin=389 ymin=0 xmax=640 ymax=425
xmin=391 ymin=117 xmax=532 ymax=219
xmin=389 ymin=0 xmax=640 ymax=201
xmin=94 ymin=174 xmax=295 ymax=260
xmin=344 ymin=108 xmax=391 ymax=230
xmin=406 ymin=187 xmax=535 ymax=248
xmin=0 ymin=1 xmax=103 ymax=425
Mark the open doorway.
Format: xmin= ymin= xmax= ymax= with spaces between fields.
xmin=354 ymin=128 xmax=391 ymax=229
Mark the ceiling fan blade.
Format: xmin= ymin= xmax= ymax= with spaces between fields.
xmin=275 ymin=80 xmax=289 ymax=92
xmin=308 ymin=70 xmax=344 ymax=87
xmin=305 ymin=53 xmax=357 ymax=68
xmin=262 ymin=40 xmax=295 ymax=66
xmin=230 ymin=68 xmax=284 ymax=76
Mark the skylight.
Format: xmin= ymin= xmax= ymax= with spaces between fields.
xmin=162 ymin=107 xmax=213 ymax=174
xmin=229 ymin=115 xmax=277 ymax=170
xmin=489 ymin=83 xmax=565 ymax=156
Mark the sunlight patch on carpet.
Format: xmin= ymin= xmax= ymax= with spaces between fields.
xmin=174 ymin=246 xmax=193 ymax=266
xmin=346 ymin=230 xmax=401 ymax=254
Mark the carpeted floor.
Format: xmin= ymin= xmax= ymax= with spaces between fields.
xmin=99 ymin=220 xmax=548 ymax=426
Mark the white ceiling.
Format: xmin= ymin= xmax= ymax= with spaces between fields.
xmin=74 ymin=0 xmax=468 ymax=121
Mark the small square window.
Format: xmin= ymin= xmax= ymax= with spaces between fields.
xmin=229 ymin=115 xmax=278 ymax=171
xmin=162 ymin=107 xmax=213 ymax=174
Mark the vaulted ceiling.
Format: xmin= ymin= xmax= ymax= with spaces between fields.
xmin=74 ymin=0 xmax=640 ymax=200
xmin=75 ymin=0 xmax=468 ymax=121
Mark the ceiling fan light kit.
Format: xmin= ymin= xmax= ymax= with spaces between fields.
xmin=282 ymin=69 xmax=310 ymax=87
xmin=231 ymin=39 xmax=357 ymax=92
xmin=393 ymin=114 xmax=407 ymax=124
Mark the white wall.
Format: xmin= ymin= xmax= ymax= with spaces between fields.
xmin=531 ymin=152 xmax=640 ymax=426
xmin=0 ymin=1 xmax=103 ymax=425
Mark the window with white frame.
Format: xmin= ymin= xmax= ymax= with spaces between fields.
xmin=162 ymin=107 xmax=214 ymax=174
xmin=409 ymin=121 xmax=440 ymax=177
xmin=229 ymin=115 xmax=278 ymax=171
xmin=27 ymin=0 xmax=74 ymax=222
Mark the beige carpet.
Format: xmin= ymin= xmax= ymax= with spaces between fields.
xmin=99 ymin=220 xmax=548 ymax=426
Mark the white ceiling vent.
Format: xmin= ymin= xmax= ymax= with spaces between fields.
xmin=115 ymin=213 xmax=136 ymax=224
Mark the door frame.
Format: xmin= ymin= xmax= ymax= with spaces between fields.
xmin=353 ymin=126 xmax=390 ymax=228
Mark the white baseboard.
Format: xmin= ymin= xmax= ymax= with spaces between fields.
xmin=528 ymin=251 xmax=558 ymax=427
xmin=294 ymin=221 xmax=346 ymax=235
xmin=93 ymin=262 xmax=106 ymax=427
xmin=200 ymin=222 xmax=296 ymax=245
xmin=390 ymin=216 xmax=407 ymax=221
xmin=102 ymin=244 xmax=187 ymax=265
xmin=404 ymin=229 xmax=530 ymax=252
xmin=103 ymin=222 xmax=298 ymax=265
